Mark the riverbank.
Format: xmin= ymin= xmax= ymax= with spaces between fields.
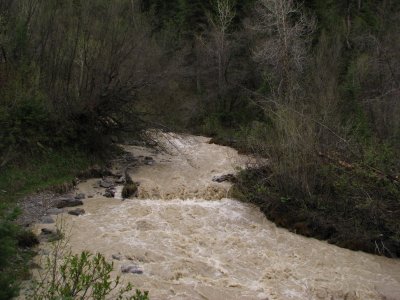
xmin=0 ymin=149 xmax=102 ymax=299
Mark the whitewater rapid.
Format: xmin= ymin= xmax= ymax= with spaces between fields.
xmin=36 ymin=133 xmax=400 ymax=299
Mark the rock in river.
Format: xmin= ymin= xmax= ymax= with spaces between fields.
xmin=75 ymin=193 xmax=86 ymax=200
xmin=55 ymin=197 xmax=83 ymax=208
xmin=121 ymin=264 xmax=143 ymax=274
xmin=99 ymin=179 xmax=114 ymax=188
xmin=212 ymin=174 xmax=236 ymax=183
xmin=104 ymin=188 xmax=115 ymax=198
xmin=68 ymin=208 xmax=85 ymax=216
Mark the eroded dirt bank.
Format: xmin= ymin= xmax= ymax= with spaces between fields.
xmin=34 ymin=133 xmax=400 ymax=300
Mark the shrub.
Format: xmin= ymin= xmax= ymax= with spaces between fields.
xmin=122 ymin=183 xmax=138 ymax=199
xmin=29 ymin=220 xmax=149 ymax=300
xmin=31 ymin=250 xmax=149 ymax=300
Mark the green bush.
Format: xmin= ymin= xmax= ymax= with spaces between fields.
xmin=31 ymin=250 xmax=149 ymax=300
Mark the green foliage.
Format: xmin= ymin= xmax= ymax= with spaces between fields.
xmin=31 ymin=251 xmax=149 ymax=300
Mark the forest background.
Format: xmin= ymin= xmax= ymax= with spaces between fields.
xmin=0 ymin=0 xmax=399 ymax=298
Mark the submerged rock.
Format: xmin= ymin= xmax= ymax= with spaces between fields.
xmin=121 ymin=264 xmax=143 ymax=274
xmin=112 ymin=253 xmax=122 ymax=260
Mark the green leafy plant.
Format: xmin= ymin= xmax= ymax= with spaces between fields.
xmin=30 ymin=222 xmax=149 ymax=300
xmin=31 ymin=250 xmax=149 ymax=300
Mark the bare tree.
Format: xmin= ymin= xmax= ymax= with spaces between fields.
xmin=198 ymin=0 xmax=236 ymax=96
xmin=249 ymin=0 xmax=315 ymax=103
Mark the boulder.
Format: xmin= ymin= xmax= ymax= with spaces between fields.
xmin=55 ymin=197 xmax=83 ymax=208
xmin=112 ymin=254 xmax=122 ymax=261
xmin=121 ymin=264 xmax=143 ymax=274
xmin=115 ymin=176 xmax=126 ymax=184
xmin=75 ymin=193 xmax=86 ymax=200
xmin=99 ymin=179 xmax=114 ymax=188
xmin=104 ymin=188 xmax=115 ymax=198
xmin=47 ymin=208 xmax=63 ymax=215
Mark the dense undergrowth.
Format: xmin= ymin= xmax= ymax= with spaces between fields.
xmin=205 ymin=113 xmax=400 ymax=257
xmin=232 ymin=161 xmax=400 ymax=257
